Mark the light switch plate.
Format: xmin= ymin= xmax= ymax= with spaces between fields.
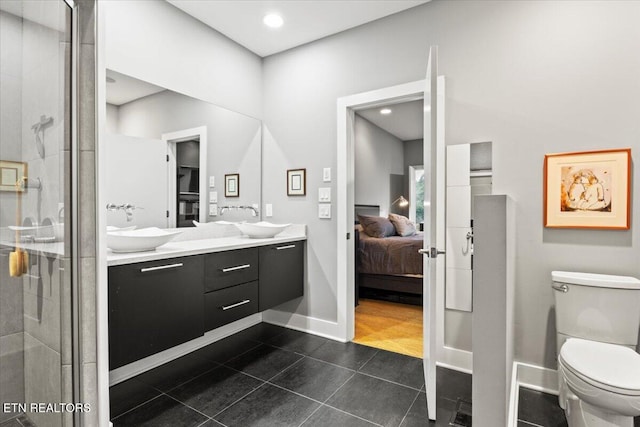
xmin=209 ymin=191 xmax=218 ymax=203
xmin=323 ymin=167 xmax=331 ymax=182
xmin=265 ymin=203 xmax=273 ymax=217
xmin=318 ymin=187 xmax=331 ymax=202
xmin=209 ymin=176 xmax=215 ymax=188
xmin=209 ymin=203 xmax=218 ymax=216
xmin=318 ymin=204 xmax=331 ymax=219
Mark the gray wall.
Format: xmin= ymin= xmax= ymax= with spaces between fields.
xmin=111 ymin=90 xmax=262 ymax=224
xmin=354 ymin=115 xmax=404 ymax=217
xmin=262 ymin=0 xmax=640 ymax=369
xmin=103 ymin=0 xmax=262 ymax=119
xmin=403 ymin=139 xmax=423 ymax=171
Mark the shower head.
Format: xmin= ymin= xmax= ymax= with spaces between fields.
xmin=31 ymin=115 xmax=53 ymax=159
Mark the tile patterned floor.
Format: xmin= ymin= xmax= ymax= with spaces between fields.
xmin=110 ymin=323 xmax=457 ymax=427
xmin=112 ymin=323 xmax=638 ymax=427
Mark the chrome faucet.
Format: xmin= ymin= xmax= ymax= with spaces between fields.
xmin=218 ymin=205 xmax=259 ymax=216
xmin=106 ymin=203 xmax=142 ymax=222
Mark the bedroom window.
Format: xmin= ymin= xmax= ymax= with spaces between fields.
xmin=409 ymin=166 xmax=425 ymax=225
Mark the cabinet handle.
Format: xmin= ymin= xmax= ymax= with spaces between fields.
xmin=220 ymin=299 xmax=251 ymax=311
xmin=275 ymin=244 xmax=296 ymax=250
xmin=221 ymin=264 xmax=251 ymax=273
xmin=140 ymin=263 xmax=183 ymax=273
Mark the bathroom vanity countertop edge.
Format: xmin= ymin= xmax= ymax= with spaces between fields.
xmin=107 ymin=234 xmax=306 ymax=266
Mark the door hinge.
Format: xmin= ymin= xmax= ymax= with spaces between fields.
xmin=166 ymin=154 xmax=169 ymax=162
xmin=166 ymin=210 xmax=169 ymax=218
xmin=346 ymin=232 xmax=351 ymax=240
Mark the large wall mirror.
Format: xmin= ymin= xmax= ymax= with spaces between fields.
xmin=104 ymin=69 xmax=262 ymax=228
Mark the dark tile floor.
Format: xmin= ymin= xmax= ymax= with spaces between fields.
xmin=112 ymin=323 xmax=636 ymax=427
xmin=110 ymin=323 xmax=465 ymax=427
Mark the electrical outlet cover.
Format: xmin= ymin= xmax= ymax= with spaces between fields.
xmin=209 ymin=191 xmax=218 ymax=203
xmin=318 ymin=187 xmax=331 ymax=202
xmin=209 ymin=203 xmax=218 ymax=216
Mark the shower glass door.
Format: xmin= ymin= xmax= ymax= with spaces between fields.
xmin=0 ymin=1 xmax=75 ymax=426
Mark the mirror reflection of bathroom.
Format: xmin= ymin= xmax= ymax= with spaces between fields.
xmin=104 ymin=69 xmax=262 ymax=229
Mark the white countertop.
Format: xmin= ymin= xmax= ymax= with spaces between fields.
xmin=107 ymin=226 xmax=306 ymax=266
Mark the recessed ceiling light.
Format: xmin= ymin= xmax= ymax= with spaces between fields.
xmin=380 ymin=108 xmax=392 ymax=115
xmin=263 ymin=13 xmax=283 ymax=28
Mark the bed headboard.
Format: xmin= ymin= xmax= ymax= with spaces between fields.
xmin=354 ymin=204 xmax=380 ymax=223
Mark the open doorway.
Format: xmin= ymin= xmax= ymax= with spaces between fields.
xmin=352 ymin=99 xmax=425 ymax=358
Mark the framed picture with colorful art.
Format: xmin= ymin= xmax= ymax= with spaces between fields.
xmin=544 ymin=148 xmax=631 ymax=229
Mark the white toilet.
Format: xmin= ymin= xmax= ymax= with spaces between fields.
xmin=552 ymin=271 xmax=640 ymax=427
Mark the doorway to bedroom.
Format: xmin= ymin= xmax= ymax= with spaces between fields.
xmin=352 ymin=99 xmax=425 ymax=358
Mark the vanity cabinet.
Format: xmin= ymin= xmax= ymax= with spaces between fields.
xmin=108 ymin=239 xmax=305 ymax=370
xmin=259 ymin=241 xmax=304 ymax=311
xmin=204 ymin=248 xmax=260 ymax=331
xmin=108 ymin=255 xmax=204 ymax=369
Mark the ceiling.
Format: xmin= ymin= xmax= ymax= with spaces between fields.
xmin=357 ymin=99 xmax=424 ymax=141
xmin=106 ymin=70 xmax=166 ymax=106
xmin=167 ymin=0 xmax=429 ymax=57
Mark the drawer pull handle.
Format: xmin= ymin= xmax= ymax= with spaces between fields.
xmin=140 ymin=263 xmax=183 ymax=273
xmin=221 ymin=299 xmax=251 ymax=311
xmin=276 ymin=245 xmax=296 ymax=250
xmin=221 ymin=264 xmax=251 ymax=273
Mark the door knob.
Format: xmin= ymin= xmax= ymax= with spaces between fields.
xmin=418 ymin=248 xmax=445 ymax=258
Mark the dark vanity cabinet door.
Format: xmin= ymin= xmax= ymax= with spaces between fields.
xmin=109 ymin=255 xmax=204 ymax=369
xmin=259 ymin=241 xmax=304 ymax=311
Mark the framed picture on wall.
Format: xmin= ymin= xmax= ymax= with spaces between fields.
xmin=287 ymin=168 xmax=306 ymax=196
xmin=0 ymin=160 xmax=27 ymax=192
xmin=225 ymin=173 xmax=239 ymax=197
xmin=544 ymin=148 xmax=631 ymax=229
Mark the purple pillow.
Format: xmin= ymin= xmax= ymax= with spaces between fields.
xmin=358 ymin=215 xmax=395 ymax=238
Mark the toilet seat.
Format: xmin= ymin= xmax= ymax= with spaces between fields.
xmin=560 ymin=338 xmax=640 ymax=396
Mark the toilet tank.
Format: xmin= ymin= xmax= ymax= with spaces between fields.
xmin=552 ymin=271 xmax=640 ymax=348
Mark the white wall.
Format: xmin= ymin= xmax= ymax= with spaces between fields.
xmin=354 ymin=115 xmax=404 ymax=217
xmin=262 ymin=0 xmax=640 ymax=369
xmin=103 ymin=0 xmax=262 ymax=119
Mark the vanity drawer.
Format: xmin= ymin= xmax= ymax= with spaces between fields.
xmin=205 ymin=281 xmax=258 ymax=331
xmin=204 ymin=248 xmax=258 ymax=291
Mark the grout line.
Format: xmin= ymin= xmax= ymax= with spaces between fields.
xmin=163 ymin=393 xmax=215 ymax=423
xmin=211 ymin=381 xmax=268 ymax=419
xmin=516 ymin=420 xmax=544 ymax=427
xmin=303 ymin=353 xmax=358 ymax=373
xmin=296 ymin=403 xmax=324 ymax=427
xmin=264 ymin=354 xmax=307 ymax=383
xmin=110 ymin=393 xmax=165 ymax=422
xmin=356 ymin=347 xmax=380 ymax=372
xmin=321 ymin=403 xmax=385 ymax=427
xmin=320 ymin=371 xmax=356 ymax=404
xmin=356 ymin=371 xmax=423 ymax=392
xmin=397 ymin=389 xmax=421 ymax=427
xmin=161 ymin=363 xmax=221 ymax=394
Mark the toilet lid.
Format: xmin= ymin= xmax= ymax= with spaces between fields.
xmin=560 ymin=338 xmax=640 ymax=392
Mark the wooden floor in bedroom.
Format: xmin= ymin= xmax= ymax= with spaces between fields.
xmin=353 ymin=298 xmax=423 ymax=358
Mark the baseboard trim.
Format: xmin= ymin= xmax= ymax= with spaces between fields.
xmin=508 ymin=362 xmax=559 ymax=427
xmin=262 ymin=309 xmax=344 ymax=342
xmin=437 ymin=346 xmax=473 ymax=374
xmin=109 ymin=313 xmax=263 ymax=386
xmin=517 ymin=362 xmax=559 ymax=395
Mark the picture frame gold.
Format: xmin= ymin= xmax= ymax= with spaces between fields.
xmin=0 ymin=160 xmax=27 ymax=192
xmin=287 ymin=168 xmax=306 ymax=196
xmin=225 ymin=173 xmax=239 ymax=197
xmin=544 ymin=148 xmax=631 ymax=229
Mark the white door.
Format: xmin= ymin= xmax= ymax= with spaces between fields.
xmin=421 ymin=46 xmax=445 ymax=421
xmin=105 ymin=134 xmax=168 ymax=228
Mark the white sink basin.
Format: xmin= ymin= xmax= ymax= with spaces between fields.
xmin=234 ymin=222 xmax=291 ymax=239
xmin=107 ymin=227 xmax=182 ymax=253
